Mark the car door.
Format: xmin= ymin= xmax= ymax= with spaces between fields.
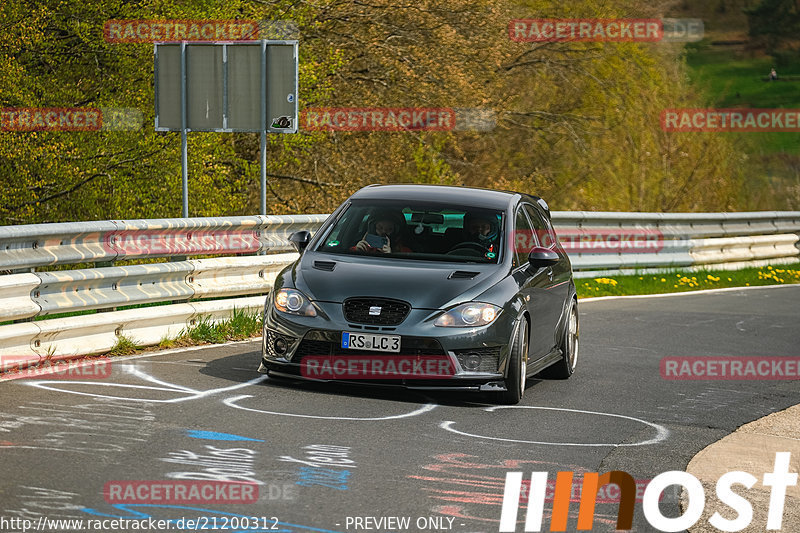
xmin=511 ymin=205 xmax=558 ymax=360
xmin=520 ymin=203 xmax=568 ymax=357
xmin=524 ymin=203 xmax=570 ymax=287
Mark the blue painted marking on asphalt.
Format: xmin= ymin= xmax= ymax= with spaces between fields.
xmin=296 ymin=466 xmax=350 ymax=490
xmin=184 ymin=429 xmax=264 ymax=442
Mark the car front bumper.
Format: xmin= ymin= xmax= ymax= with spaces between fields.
xmin=260 ymin=300 xmax=516 ymax=391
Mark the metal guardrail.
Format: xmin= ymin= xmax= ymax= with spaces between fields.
xmin=1 ymin=211 xmax=798 ymax=371
xmin=551 ymin=211 xmax=800 ymax=278
xmin=26 ymin=254 xmax=296 ymax=320
xmin=0 ymin=214 xmax=327 ymax=271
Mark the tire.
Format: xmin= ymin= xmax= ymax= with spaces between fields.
xmin=496 ymin=319 xmax=528 ymax=405
xmin=539 ymin=299 xmax=578 ymax=379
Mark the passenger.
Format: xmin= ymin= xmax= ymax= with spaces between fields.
xmin=352 ymin=212 xmax=412 ymax=254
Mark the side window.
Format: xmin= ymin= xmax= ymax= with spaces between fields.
xmin=514 ymin=208 xmax=535 ymax=267
xmin=523 ymin=204 xmax=557 ymax=248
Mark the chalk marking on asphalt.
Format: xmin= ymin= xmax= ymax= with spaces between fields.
xmin=0 ymin=444 xmax=97 ymax=454
xmin=440 ymin=405 xmax=669 ymax=447
xmin=123 ymin=364 xmax=199 ymax=393
xmin=26 ymin=367 xmax=267 ymax=403
xmin=1 ymin=339 xmax=261 ymax=382
xmin=224 ymin=394 xmax=437 ymax=421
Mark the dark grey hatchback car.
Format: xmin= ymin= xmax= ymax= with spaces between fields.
xmin=259 ymin=184 xmax=578 ymax=404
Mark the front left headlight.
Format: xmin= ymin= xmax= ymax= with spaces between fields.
xmin=434 ymin=302 xmax=501 ymax=327
xmin=274 ymin=288 xmax=317 ymax=317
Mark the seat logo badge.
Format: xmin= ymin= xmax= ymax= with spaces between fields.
xmin=369 ymin=306 xmax=382 ymax=316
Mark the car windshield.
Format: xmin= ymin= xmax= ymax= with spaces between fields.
xmin=315 ymin=200 xmax=504 ymax=263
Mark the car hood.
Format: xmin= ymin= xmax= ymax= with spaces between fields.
xmin=293 ymin=252 xmax=505 ymax=309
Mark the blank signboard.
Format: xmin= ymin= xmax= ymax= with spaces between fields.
xmin=227 ymin=44 xmax=262 ymax=131
xmin=155 ymin=41 xmax=297 ymax=133
xmin=155 ymin=44 xmax=181 ymax=130
xmin=186 ymin=45 xmax=223 ymax=131
xmin=267 ymin=45 xmax=296 ymax=132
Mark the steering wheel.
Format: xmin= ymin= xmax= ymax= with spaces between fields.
xmin=446 ymin=241 xmax=488 ymax=255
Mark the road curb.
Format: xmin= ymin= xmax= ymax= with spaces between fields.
xmin=686 ymin=403 xmax=800 ymax=532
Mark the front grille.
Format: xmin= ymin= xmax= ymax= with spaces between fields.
xmin=343 ymin=298 xmax=410 ymax=326
xmin=294 ymin=330 xmax=445 ymax=358
xmin=454 ymin=347 xmax=501 ymax=372
xmin=294 ymin=339 xmax=332 ymax=357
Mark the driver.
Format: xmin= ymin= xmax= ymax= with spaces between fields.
xmin=462 ymin=213 xmax=500 ymax=249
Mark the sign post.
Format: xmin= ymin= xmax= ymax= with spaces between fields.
xmin=261 ymin=40 xmax=268 ymax=216
xmin=180 ymin=41 xmax=188 ymax=218
xmin=154 ymin=40 xmax=298 ymax=216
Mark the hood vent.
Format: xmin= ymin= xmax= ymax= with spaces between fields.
xmin=313 ymin=261 xmax=336 ymax=271
xmin=448 ymin=270 xmax=480 ymax=280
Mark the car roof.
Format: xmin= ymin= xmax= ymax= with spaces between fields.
xmin=350 ymin=184 xmax=540 ymax=210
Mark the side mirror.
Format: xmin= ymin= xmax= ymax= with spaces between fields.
xmin=527 ymin=246 xmax=559 ymax=268
xmin=289 ymin=231 xmax=312 ymax=252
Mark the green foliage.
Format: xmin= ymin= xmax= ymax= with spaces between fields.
xmin=186 ymin=316 xmax=226 ymax=344
xmin=576 ymin=262 xmax=800 ymax=298
xmin=1 ymin=0 xmax=794 ymax=222
xmin=109 ymin=335 xmax=140 ymax=355
xmin=223 ymin=307 xmax=262 ymax=339
xmin=0 ymin=0 xmax=336 ymax=223
xmin=744 ymin=0 xmax=800 ymax=53
xmin=184 ymin=308 xmax=261 ymax=344
xmin=410 ymin=138 xmax=458 ymax=186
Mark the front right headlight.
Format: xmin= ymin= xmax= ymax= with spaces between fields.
xmin=434 ymin=302 xmax=501 ymax=327
xmin=274 ymin=288 xmax=317 ymax=317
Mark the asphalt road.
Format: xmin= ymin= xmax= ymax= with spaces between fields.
xmin=1 ymin=285 xmax=799 ymax=533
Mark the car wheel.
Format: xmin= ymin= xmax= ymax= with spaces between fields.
xmin=539 ymin=299 xmax=578 ymax=379
xmin=496 ymin=319 xmax=528 ymax=405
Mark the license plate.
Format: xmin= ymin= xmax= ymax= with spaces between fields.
xmin=341 ymin=332 xmax=401 ymax=353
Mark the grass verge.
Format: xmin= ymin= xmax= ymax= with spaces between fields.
xmin=576 ymin=262 xmax=800 ymax=298
xmin=108 ymin=335 xmax=141 ymax=356
xmin=104 ymin=307 xmax=262 ymax=357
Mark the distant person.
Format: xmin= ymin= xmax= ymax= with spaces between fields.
xmin=769 ymin=68 xmax=778 ymax=81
